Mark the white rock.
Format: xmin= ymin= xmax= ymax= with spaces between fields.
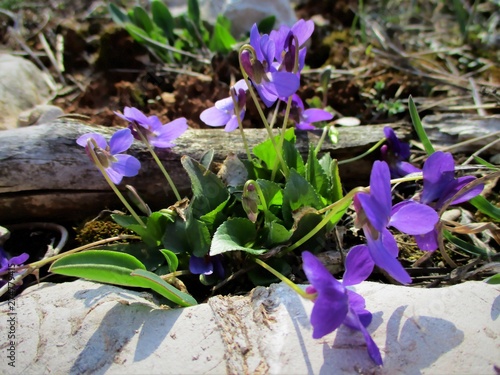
xmin=198 ymin=0 xmax=297 ymax=38
xmin=0 ymin=54 xmax=53 ymax=130
xmin=0 ymin=279 xmax=499 ymax=374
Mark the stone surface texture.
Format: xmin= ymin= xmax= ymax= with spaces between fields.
xmin=0 ymin=54 xmax=53 ymax=130
xmin=1 ymin=279 xmax=499 ymax=374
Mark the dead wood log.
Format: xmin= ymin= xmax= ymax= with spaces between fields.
xmin=0 ymin=120 xmax=408 ymax=223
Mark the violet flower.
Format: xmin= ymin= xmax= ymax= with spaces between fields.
xmin=270 ymin=19 xmax=314 ymax=73
xmin=289 ymin=94 xmax=333 ymax=130
xmin=0 ymin=247 xmax=29 ymax=288
xmin=353 ymin=161 xmax=439 ymax=284
xmin=241 ymin=24 xmax=300 ymax=107
xmin=381 ymin=127 xmax=420 ymax=178
xmin=77 ymin=128 xmax=141 ymax=185
xmin=115 ymin=107 xmax=188 ymax=148
xmin=200 ymin=79 xmax=248 ymax=132
xmin=302 ymin=251 xmax=383 ymax=365
xmin=412 ymin=151 xmax=484 ymax=251
xmin=189 ymin=255 xmax=224 ymax=278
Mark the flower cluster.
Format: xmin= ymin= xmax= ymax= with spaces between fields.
xmin=200 ymin=19 xmax=332 ymax=132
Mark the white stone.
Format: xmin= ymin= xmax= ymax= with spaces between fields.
xmin=0 ymin=54 xmax=53 ymax=130
xmin=0 ymin=279 xmax=499 ymax=374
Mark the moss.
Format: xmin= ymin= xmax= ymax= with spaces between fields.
xmin=75 ymin=220 xmax=132 ymax=245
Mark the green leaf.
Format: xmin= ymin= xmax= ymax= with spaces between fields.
xmin=181 ymin=156 xmax=229 ymax=217
xmin=99 ymin=242 xmax=165 ymax=271
xmin=263 ymin=221 xmax=292 ymax=247
xmin=443 ymin=230 xmax=491 ymax=259
xmin=160 ymin=249 xmax=179 ymax=273
xmin=209 ymin=16 xmax=236 ymax=53
xmin=199 ymin=149 xmax=215 ymax=170
xmin=124 ymin=23 xmax=150 ymax=43
xmin=187 ymin=0 xmax=201 ymax=27
xmin=186 ymin=215 xmax=212 ymax=257
xmin=131 ymin=6 xmax=155 ymax=35
xmin=162 ymin=217 xmax=189 ymax=254
xmin=306 ymin=144 xmax=329 ymax=200
xmin=485 ymin=273 xmax=500 ymax=284
xmin=473 ymin=155 xmax=499 ymax=170
xmin=408 ymin=95 xmax=434 ymax=155
xmin=253 ymin=128 xmax=295 ymax=170
xmin=283 ymin=169 xmax=323 ymax=224
xmin=283 ymin=138 xmax=305 ymax=175
xmin=151 ymin=0 xmax=174 ymax=40
xmin=470 ymin=196 xmax=500 ymax=221
xmin=108 ymin=3 xmax=129 ymax=25
xmin=49 ymin=250 xmax=147 ymax=287
xmin=112 ymin=212 xmax=170 ymax=247
xmin=130 ymin=269 xmax=197 ymax=306
xmin=288 ymin=212 xmax=327 ymax=253
xmin=210 ymin=218 xmax=265 ymax=256
xmin=257 ymin=15 xmax=276 ymax=35
xmin=256 ymin=179 xmax=283 ymax=207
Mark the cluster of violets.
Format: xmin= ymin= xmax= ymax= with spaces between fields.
xmin=303 ymin=129 xmax=483 ymax=364
xmin=68 ymin=20 xmax=487 ymax=366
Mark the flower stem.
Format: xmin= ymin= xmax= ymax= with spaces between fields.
xmin=238 ymin=45 xmax=289 ymax=178
xmin=285 ymin=187 xmax=366 ymax=253
xmin=338 ymin=137 xmax=386 ymax=165
xmin=231 ymin=90 xmax=253 ymax=161
xmin=271 ymin=96 xmax=294 ymax=181
xmin=253 ymin=258 xmax=313 ymax=300
xmin=88 ymin=139 xmax=146 ymax=228
xmin=134 ymin=126 xmax=182 ymax=202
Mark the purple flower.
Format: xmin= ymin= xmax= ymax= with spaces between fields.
xmin=189 ymin=254 xmax=224 ymax=278
xmin=0 ymin=247 xmax=29 ymax=288
xmin=200 ymin=80 xmax=248 ymax=132
xmin=115 ymin=107 xmax=188 ymax=148
xmin=302 ymin=251 xmax=383 ymax=366
xmin=353 ymin=161 xmax=439 ymax=284
xmin=270 ymin=19 xmax=314 ymax=73
xmin=289 ymin=94 xmax=333 ymax=130
xmin=77 ymin=128 xmax=141 ymax=185
xmin=381 ymin=127 xmax=420 ymax=178
xmin=241 ymin=24 xmax=300 ymax=107
xmin=413 ymin=151 xmax=484 ymax=250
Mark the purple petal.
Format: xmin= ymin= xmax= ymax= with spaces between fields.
xmin=370 ymin=161 xmax=392 ymax=214
xmin=442 ymin=176 xmax=483 ymax=206
xmin=200 ymin=106 xmax=231 ymax=127
xmin=394 ymin=161 xmax=421 ymax=177
xmin=310 ymin=293 xmax=348 ymax=338
xmin=8 ymin=252 xmax=29 ymax=266
xmin=346 ymin=290 xmax=372 ymax=327
xmin=109 ymin=128 xmax=133 ymax=154
xmin=343 ymin=245 xmax=374 ymax=286
xmin=264 ymin=71 xmax=300 ymax=98
xmin=249 ymin=24 xmax=263 ymax=61
xmin=150 ymin=118 xmax=188 ymax=148
xmin=105 ymin=167 xmax=123 ymax=184
xmin=415 ymin=229 xmax=439 ymax=251
xmin=77 ymin=133 xmax=107 ymax=149
xmin=301 ymin=108 xmax=333 ymax=124
xmin=389 ymin=201 xmax=439 ymax=235
xmin=255 ymin=84 xmax=279 ymax=107
xmin=225 ymin=115 xmax=239 ymax=132
xmin=421 ymin=151 xmax=455 ymax=204
xmin=344 ymin=309 xmax=383 ymax=366
xmin=189 ymin=255 xmax=213 ymax=275
xmin=296 ymin=122 xmax=317 ymax=130
xmin=357 ymin=193 xmax=389 ymax=233
xmin=367 ymin=229 xmax=412 ymax=284
xmin=111 ymin=154 xmax=141 ymax=178
xmin=233 ymin=79 xmax=248 ymax=92
xmin=291 ymin=19 xmax=315 ymax=47
xmin=123 ymin=106 xmax=150 ymax=124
